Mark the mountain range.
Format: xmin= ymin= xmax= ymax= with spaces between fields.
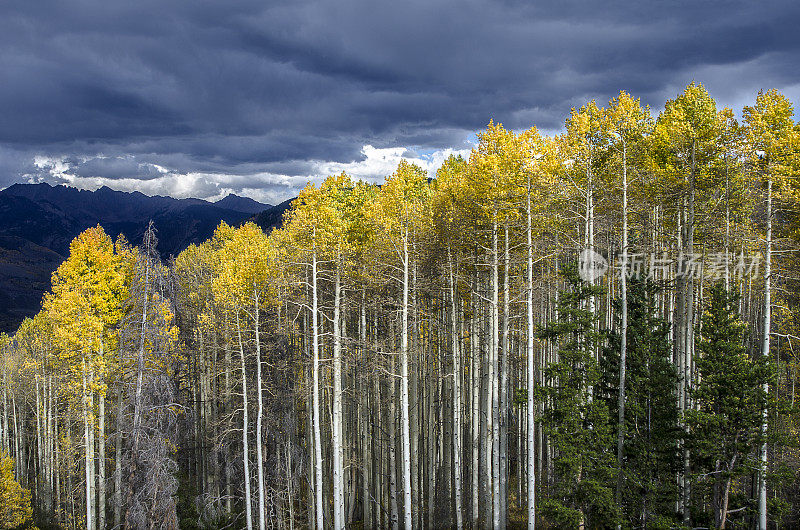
xmin=0 ymin=183 xmax=291 ymax=331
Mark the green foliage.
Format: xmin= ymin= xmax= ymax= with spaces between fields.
xmin=686 ymin=282 xmax=772 ymax=525
xmin=537 ymin=264 xmax=619 ymax=528
xmin=600 ymin=277 xmax=682 ymax=527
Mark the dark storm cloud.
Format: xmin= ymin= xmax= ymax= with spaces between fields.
xmin=1 ymin=0 xmax=799 ymax=199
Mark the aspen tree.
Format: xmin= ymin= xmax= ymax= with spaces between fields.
xmin=655 ymin=83 xmax=725 ymax=522
xmin=371 ymin=161 xmax=431 ymax=529
xmin=605 ymin=91 xmax=653 ymax=511
xmin=743 ymin=89 xmax=797 ymax=530
xmin=44 ymin=226 xmax=132 ymax=530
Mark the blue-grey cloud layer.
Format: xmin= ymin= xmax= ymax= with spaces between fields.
xmin=1 ymin=0 xmax=799 ymax=199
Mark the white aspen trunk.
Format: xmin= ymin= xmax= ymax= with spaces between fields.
xmin=526 ymin=173 xmax=536 ymax=530
xmin=46 ymin=376 xmax=53 ymax=509
xmin=375 ymin=355 xmax=386 ymax=528
xmin=83 ymin=357 xmax=94 ymax=530
xmin=287 ymin=442 xmax=295 ymax=530
xmin=449 ymin=248 xmax=463 ymax=529
xmin=254 ymin=289 xmax=266 ymax=530
xmin=89 ymin=368 xmax=96 ymax=530
xmin=114 ymin=381 xmax=123 ymax=529
xmin=426 ymin=358 xmax=435 ymax=530
xmin=305 ymin=340 xmax=316 ymax=529
xmin=53 ymin=380 xmax=61 ymax=519
xmin=35 ymin=375 xmax=43 ymax=499
xmin=724 ymin=155 xmax=731 ymax=291
xmin=360 ymin=298 xmax=372 ymax=529
xmin=401 ymin=231 xmax=413 ymax=530
xmin=389 ymin=356 xmax=399 ymax=530
xmin=500 ymin=225 xmax=510 ymax=530
xmin=683 ymin=142 xmax=697 ymax=525
xmin=311 ymin=244 xmax=324 ymax=530
xmin=98 ymin=386 xmax=106 ymax=530
xmin=411 ymin=259 xmax=421 ymax=530
xmin=132 ymin=242 xmax=151 ymax=456
xmin=491 ymin=216 xmax=501 ymax=529
xmin=2 ymin=372 xmax=8 ymax=454
xmin=12 ymin=396 xmax=20 ymax=481
xmin=586 ymin=159 xmax=596 ymax=318
xmin=616 ymin=140 xmax=629 ymax=516
xmin=333 ymin=259 xmax=345 ymax=530
xmin=758 ymin=175 xmax=772 ymax=530
xmin=225 ymin=340 xmax=233 ymax=514
xmin=238 ymin=314 xmax=254 ymax=530
xmin=471 ymin=280 xmax=480 ymax=527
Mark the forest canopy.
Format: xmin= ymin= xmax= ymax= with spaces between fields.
xmin=1 ymin=83 xmax=799 ymax=529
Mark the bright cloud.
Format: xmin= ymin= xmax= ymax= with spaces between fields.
xmin=20 ymin=144 xmax=475 ymax=205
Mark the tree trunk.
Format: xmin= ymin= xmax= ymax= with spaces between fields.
xmin=401 ymin=231 xmax=413 ymax=529
xmin=449 ymin=248 xmax=464 ymax=529
xmin=311 ymin=244 xmax=324 ymax=530
xmin=499 ymin=225 xmax=510 ymax=530
xmin=758 ymin=175 xmax=772 ymax=530
xmin=254 ymin=289 xmax=266 ymax=530
xmin=114 ymin=381 xmax=123 ymax=529
xmin=389 ymin=352 xmax=399 ymax=530
xmin=471 ymin=280 xmax=481 ymax=527
xmin=83 ymin=357 xmax=94 ymax=530
xmin=237 ymin=314 xmax=254 ymax=530
xmin=333 ymin=258 xmax=345 ymax=530
xmin=526 ymin=173 xmax=537 ymax=530
xmin=98 ymin=386 xmax=106 ymax=530
xmin=616 ymin=139 xmax=629 ymax=516
xmin=491 ymin=215 xmax=501 ymax=529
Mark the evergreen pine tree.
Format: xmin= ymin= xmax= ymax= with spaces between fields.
xmin=687 ymin=282 xmax=771 ymax=528
xmin=537 ymin=264 xmax=619 ymax=528
xmin=600 ymin=277 xmax=682 ymax=529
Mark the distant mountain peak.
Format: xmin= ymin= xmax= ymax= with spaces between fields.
xmin=215 ymin=194 xmax=271 ymax=214
xmin=0 ymin=182 xmax=277 ymax=331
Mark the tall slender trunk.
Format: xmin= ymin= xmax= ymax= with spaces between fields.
xmin=682 ymin=140 xmax=697 ymax=525
xmin=360 ymin=297 xmax=372 ymax=529
xmin=499 ymin=225 xmax=510 ymax=530
xmin=616 ymin=140 xmax=629 ymax=515
xmin=305 ymin=333 xmax=315 ymax=529
xmin=132 ymin=235 xmax=151 ymax=456
xmin=98 ymin=385 xmax=106 ymax=530
xmin=401 ymin=231 xmax=413 ymax=529
xmin=471 ymin=283 xmax=480 ymax=526
xmin=449 ymin=247 xmax=463 ymax=528
xmin=724 ymin=154 xmax=731 ymax=291
xmin=389 ymin=353 xmax=399 ymax=530
xmin=35 ymin=375 xmax=43 ymax=505
xmin=586 ymin=158 xmax=596 ymax=318
xmin=491 ymin=215 xmax=501 ymax=529
xmin=237 ymin=314 xmax=254 ymax=530
xmin=114 ymin=381 xmax=123 ymax=529
xmin=311 ymin=244 xmax=324 ymax=530
xmin=254 ymin=289 xmax=266 ymax=530
xmin=758 ymin=175 xmax=772 ymax=530
xmin=333 ymin=257 xmax=345 ymax=530
xmin=83 ymin=357 xmax=94 ymax=530
xmin=526 ymin=173 xmax=536 ymax=530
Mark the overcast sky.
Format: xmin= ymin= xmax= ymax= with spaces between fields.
xmin=1 ymin=0 xmax=798 ymax=204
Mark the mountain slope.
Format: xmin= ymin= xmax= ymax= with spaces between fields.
xmin=251 ymin=197 xmax=296 ymax=232
xmin=215 ymin=194 xmax=271 ymax=214
xmin=0 ymin=183 xmax=276 ymax=331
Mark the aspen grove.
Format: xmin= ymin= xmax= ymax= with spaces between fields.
xmin=2 ymin=83 xmax=800 ymax=529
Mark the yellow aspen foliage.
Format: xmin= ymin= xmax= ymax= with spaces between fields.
xmin=0 ymin=451 xmax=34 ymax=529
xmin=42 ymin=226 xmax=135 ymax=414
